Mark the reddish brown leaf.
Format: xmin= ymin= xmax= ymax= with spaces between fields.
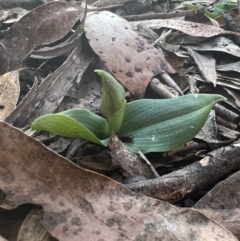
xmin=85 ymin=11 xmax=175 ymax=97
xmin=0 ymin=122 xmax=237 ymax=241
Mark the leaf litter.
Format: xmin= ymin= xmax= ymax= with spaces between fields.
xmin=0 ymin=122 xmax=237 ymax=241
xmin=1 ymin=0 xmax=240 ymax=240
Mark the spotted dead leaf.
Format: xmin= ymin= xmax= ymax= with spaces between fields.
xmin=0 ymin=2 xmax=84 ymax=75
xmin=0 ymin=70 xmax=20 ymax=121
xmin=131 ymin=19 xmax=240 ymax=38
xmin=0 ymin=122 xmax=237 ymax=241
xmin=85 ymin=11 xmax=175 ymax=97
xmin=195 ymin=170 xmax=240 ymax=239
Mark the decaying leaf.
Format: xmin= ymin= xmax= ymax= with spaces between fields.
xmin=195 ymin=170 xmax=240 ymax=239
xmin=92 ymin=0 xmax=132 ymax=7
xmin=188 ymin=37 xmax=240 ymax=58
xmin=187 ymin=47 xmax=217 ymax=86
xmin=85 ymin=11 xmax=175 ymax=97
xmin=0 ymin=2 xmax=84 ymax=75
xmin=131 ymin=19 xmax=240 ymax=38
xmin=0 ymin=122 xmax=237 ymax=241
xmin=6 ymin=37 xmax=94 ymax=127
xmin=0 ymin=70 xmax=20 ymax=121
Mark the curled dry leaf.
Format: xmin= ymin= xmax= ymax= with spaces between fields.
xmin=0 ymin=70 xmax=20 ymax=121
xmin=85 ymin=11 xmax=175 ymax=97
xmin=195 ymin=170 xmax=240 ymax=239
xmin=0 ymin=122 xmax=237 ymax=241
xmin=0 ymin=2 xmax=83 ymax=75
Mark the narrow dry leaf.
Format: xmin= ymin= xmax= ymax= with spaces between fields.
xmin=187 ymin=47 xmax=217 ymax=86
xmin=131 ymin=19 xmax=240 ymax=38
xmin=217 ymin=61 xmax=240 ymax=73
xmin=85 ymin=11 xmax=175 ymax=97
xmin=188 ymin=37 xmax=240 ymax=58
xmin=195 ymin=170 xmax=240 ymax=239
xmin=0 ymin=70 xmax=20 ymax=121
xmin=0 ymin=2 xmax=83 ymax=75
xmin=6 ymin=37 xmax=94 ymax=127
xmin=0 ymin=0 xmax=55 ymax=10
xmin=0 ymin=122 xmax=237 ymax=241
xmin=92 ymin=0 xmax=132 ymax=7
xmin=17 ymin=207 xmax=46 ymax=241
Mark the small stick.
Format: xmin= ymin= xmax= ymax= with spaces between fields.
xmin=138 ymin=151 xmax=160 ymax=178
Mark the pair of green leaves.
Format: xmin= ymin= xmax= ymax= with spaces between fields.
xmin=31 ymin=70 xmax=225 ymax=153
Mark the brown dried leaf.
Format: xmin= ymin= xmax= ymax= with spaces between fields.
xmin=195 ymin=170 xmax=240 ymax=239
xmin=0 ymin=70 xmax=20 ymax=121
xmin=0 ymin=2 xmax=83 ymax=75
xmin=85 ymin=11 xmax=175 ymax=97
xmin=187 ymin=47 xmax=217 ymax=86
xmin=131 ymin=19 xmax=240 ymax=38
xmin=0 ymin=122 xmax=238 ymax=241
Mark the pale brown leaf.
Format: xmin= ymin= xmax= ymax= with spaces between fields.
xmin=85 ymin=11 xmax=175 ymax=97
xmin=0 ymin=122 xmax=237 ymax=241
xmin=0 ymin=70 xmax=20 ymax=121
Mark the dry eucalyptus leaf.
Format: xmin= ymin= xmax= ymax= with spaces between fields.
xmin=217 ymin=61 xmax=240 ymax=73
xmin=85 ymin=11 xmax=175 ymax=97
xmin=187 ymin=47 xmax=217 ymax=86
xmin=0 ymin=70 xmax=20 ymax=121
xmin=0 ymin=122 xmax=237 ymax=241
xmin=0 ymin=0 xmax=56 ymax=10
xmin=6 ymin=37 xmax=94 ymax=127
xmin=131 ymin=19 xmax=240 ymax=38
xmin=17 ymin=207 xmax=46 ymax=241
xmin=195 ymin=170 xmax=240 ymax=239
xmin=92 ymin=0 xmax=132 ymax=7
xmin=188 ymin=37 xmax=240 ymax=58
xmin=0 ymin=2 xmax=83 ymax=75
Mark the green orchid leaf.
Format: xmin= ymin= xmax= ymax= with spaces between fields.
xmin=204 ymin=10 xmax=220 ymax=19
xmin=119 ymin=94 xmax=226 ymax=153
xmin=95 ymin=69 xmax=126 ymax=132
xmin=31 ymin=109 xmax=110 ymax=146
xmin=60 ymin=109 xmax=111 ymax=139
xmin=107 ymin=100 xmax=126 ymax=132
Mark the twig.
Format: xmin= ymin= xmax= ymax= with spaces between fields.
xmin=125 ymin=141 xmax=240 ymax=203
xmin=138 ymin=151 xmax=160 ymax=178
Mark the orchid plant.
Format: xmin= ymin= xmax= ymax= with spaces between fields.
xmin=31 ymin=70 xmax=225 ymax=153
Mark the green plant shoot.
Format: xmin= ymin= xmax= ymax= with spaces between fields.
xmin=31 ymin=70 xmax=226 ymax=153
xmin=95 ymin=69 xmax=126 ymax=132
